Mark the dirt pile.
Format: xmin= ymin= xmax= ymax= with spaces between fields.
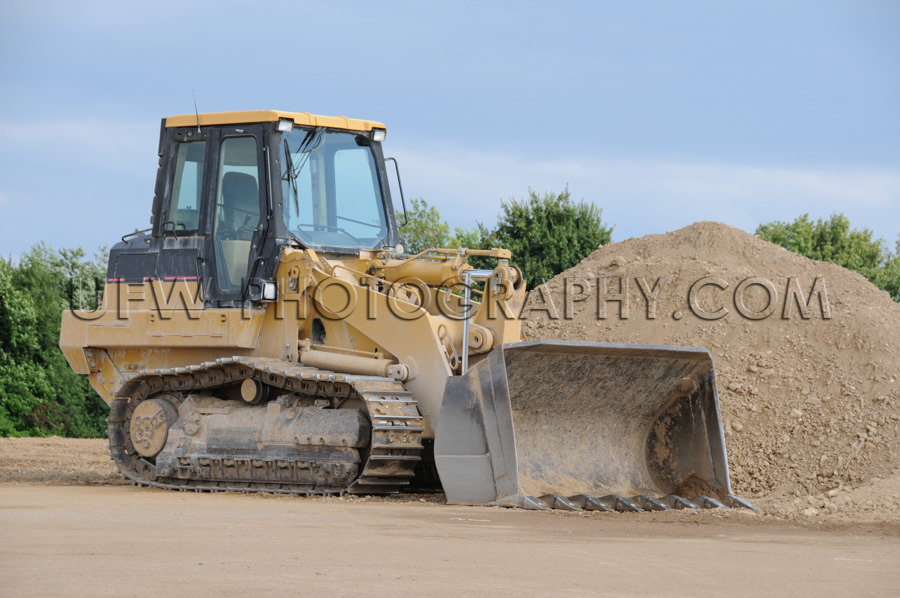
xmin=521 ymin=221 xmax=900 ymax=517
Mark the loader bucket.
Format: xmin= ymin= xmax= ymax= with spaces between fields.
xmin=434 ymin=340 xmax=731 ymax=506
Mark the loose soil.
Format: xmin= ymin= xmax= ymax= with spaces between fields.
xmin=2 ymin=438 xmax=898 ymax=597
xmin=521 ymin=221 xmax=900 ymax=522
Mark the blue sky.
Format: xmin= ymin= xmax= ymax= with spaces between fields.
xmin=1 ymin=0 xmax=898 ymax=258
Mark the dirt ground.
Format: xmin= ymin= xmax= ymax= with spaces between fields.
xmin=2 ymin=438 xmax=898 ymax=597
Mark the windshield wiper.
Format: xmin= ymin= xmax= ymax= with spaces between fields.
xmin=290 ymin=128 xmax=325 ymax=178
xmin=282 ymin=128 xmax=326 ymax=216
xmin=283 ymin=139 xmax=299 ymax=215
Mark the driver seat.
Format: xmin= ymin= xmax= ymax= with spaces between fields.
xmin=215 ymin=172 xmax=260 ymax=291
xmin=221 ymin=172 xmax=259 ymax=239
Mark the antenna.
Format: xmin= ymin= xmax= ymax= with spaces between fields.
xmin=192 ymin=90 xmax=201 ymax=133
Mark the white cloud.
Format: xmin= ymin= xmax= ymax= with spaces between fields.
xmin=393 ymin=145 xmax=900 ymax=243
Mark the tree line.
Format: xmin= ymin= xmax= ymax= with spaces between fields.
xmin=1 ymin=245 xmax=108 ymax=436
xmin=399 ymin=196 xmax=899 ymax=301
xmin=1 ymin=192 xmax=897 ymax=437
xmin=755 ymin=213 xmax=900 ymax=301
xmin=397 ymin=187 xmax=613 ymax=288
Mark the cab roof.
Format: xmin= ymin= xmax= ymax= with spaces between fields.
xmin=164 ymin=110 xmax=385 ymax=131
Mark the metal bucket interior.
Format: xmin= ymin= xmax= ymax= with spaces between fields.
xmin=435 ymin=341 xmax=730 ymax=505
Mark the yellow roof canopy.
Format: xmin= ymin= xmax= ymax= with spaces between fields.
xmin=165 ymin=110 xmax=385 ymax=132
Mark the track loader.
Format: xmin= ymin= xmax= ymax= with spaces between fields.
xmin=60 ymin=110 xmax=751 ymax=511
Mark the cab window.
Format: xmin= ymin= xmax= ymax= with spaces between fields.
xmin=213 ymin=136 xmax=261 ymax=291
xmin=169 ymin=140 xmax=205 ymax=231
xmin=282 ymin=129 xmax=388 ymax=250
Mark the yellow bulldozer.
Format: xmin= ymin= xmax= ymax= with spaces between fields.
xmin=60 ymin=109 xmax=751 ymax=511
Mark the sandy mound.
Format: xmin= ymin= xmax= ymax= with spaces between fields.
xmin=521 ymin=221 xmax=900 ymax=517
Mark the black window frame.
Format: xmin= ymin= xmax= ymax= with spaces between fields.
xmin=154 ymin=125 xmax=212 ymax=238
xmin=205 ymin=125 xmax=270 ymax=303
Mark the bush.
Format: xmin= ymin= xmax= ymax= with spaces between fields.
xmin=756 ymin=214 xmax=899 ymax=301
xmin=0 ymin=246 xmax=107 ymax=437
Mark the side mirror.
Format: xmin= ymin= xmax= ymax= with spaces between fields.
xmin=384 ymin=157 xmax=408 ymax=227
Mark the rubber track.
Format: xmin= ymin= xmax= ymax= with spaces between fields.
xmin=107 ymin=357 xmax=425 ymax=496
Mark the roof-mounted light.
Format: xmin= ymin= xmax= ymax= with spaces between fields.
xmin=371 ymin=128 xmax=386 ymax=142
xmin=276 ymin=118 xmax=293 ymax=133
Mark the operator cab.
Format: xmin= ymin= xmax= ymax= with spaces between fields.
xmin=107 ymin=110 xmax=401 ymax=307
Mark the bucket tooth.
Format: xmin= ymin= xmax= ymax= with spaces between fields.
xmin=568 ymin=495 xmax=614 ymax=512
xmin=659 ymin=495 xmax=700 ymax=510
xmin=690 ymin=495 xmax=729 ymax=509
xmin=724 ymin=495 xmax=757 ymax=510
xmin=600 ymin=494 xmax=643 ymax=512
xmin=538 ymin=494 xmax=581 ymax=511
xmin=631 ymin=495 xmax=669 ymax=511
xmin=491 ymin=494 xmax=551 ymax=510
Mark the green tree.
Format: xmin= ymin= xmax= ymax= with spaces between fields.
xmin=1 ymin=245 xmax=108 ymax=437
xmin=0 ymin=261 xmax=54 ymax=435
xmin=881 ymin=238 xmax=900 ymax=300
xmin=756 ymin=213 xmax=899 ymax=301
xmin=450 ymin=222 xmax=496 ymax=251
xmin=492 ymin=187 xmax=612 ymax=287
xmin=449 ymin=222 xmax=498 ymax=271
xmin=397 ymin=190 xmax=613 ymax=287
xmin=395 ymin=197 xmax=451 ymax=254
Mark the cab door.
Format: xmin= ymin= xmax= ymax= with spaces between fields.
xmin=207 ymin=127 xmax=268 ymax=304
